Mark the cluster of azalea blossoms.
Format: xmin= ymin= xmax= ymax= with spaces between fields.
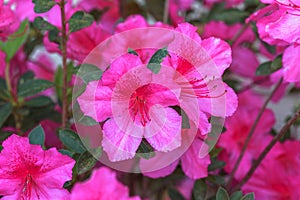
xmin=1 ymin=0 xmax=300 ymax=199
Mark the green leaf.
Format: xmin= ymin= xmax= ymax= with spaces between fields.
xmin=48 ymin=29 xmax=61 ymax=44
xmin=230 ymin=191 xmax=243 ymax=200
xmin=0 ymin=20 xmax=29 ymax=62
xmin=0 ymin=103 xmax=13 ymax=128
xmin=58 ymin=129 xmax=86 ymax=153
xmin=28 ymin=125 xmax=45 ymax=146
xmin=0 ymin=78 xmax=9 ymax=100
xmin=192 ymin=179 xmax=207 ymax=200
xmin=18 ymin=71 xmax=35 ymax=88
xmin=147 ymin=48 xmax=169 ymax=74
xmin=168 ymin=188 xmax=185 ymax=200
xmin=76 ymin=151 xmax=98 ymax=175
xmin=25 ymin=96 xmax=53 ymax=107
xmin=136 ymin=139 xmax=155 ymax=160
xmin=241 ymin=193 xmax=255 ymax=200
xmin=256 ymin=55 xmax=282 ymax=76
xmin=212 ymin=9 xmax=249 ymax=24
xmin=59 ymin=149 xmax=75 ymax=158
xmin=0 ymin=145 xmax=3 ymax=151
xmin=69 ymin=11 xmax=94 ymax=33
xmin=32 ymin=0 xmax=56 ymax=13
xmin=216 ymin=187 xmax=230 ymax=200
xmin=128 ymin=48 xmax=138 ymax=56
xmin=208 ymin=158 xmax=226 ymax=171
xmin=271 ymin=55 xmax=283 ymax=71
xmin=77 ymin=64 xmax=103 ymax=84
xmin=18 ymin=79 xmax=54 ymax=98
xmin=33 ymin=16 xmax=59 ymax=31
xmin=54 ymin=67 xmax=63 ymax=101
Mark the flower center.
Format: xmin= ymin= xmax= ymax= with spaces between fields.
xmin=129 ymin=93 xmax=151 ymax=126
xmin=21 ymin=174 xmax=33 ymax=200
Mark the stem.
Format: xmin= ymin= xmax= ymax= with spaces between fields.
xmin=5 ymin=62 xmax=13 ymax=99
xmin=60 ymin=0 xmax=68 ymax=128
xmin=227 ymin=78 xmax=283 ymax=186
xmin=233 ymin=106 xmax=300 ymax=191
xmin=163 ymin=0 xmax=170 ymax=24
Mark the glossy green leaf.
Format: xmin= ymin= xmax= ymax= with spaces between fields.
xmin=256 ymin=55 xmax=282 ymax=76
xmin=0 ymin=20 xmax=29 ymax=62
xmin=136 ymin=139 xmax=155 ymax=160
xmin=208 ymin=158 xmax=226 ymax=171
xmin=25 ymin=96 xmax=53 ymax=107
xmin=192 ymin=179 xmax=207 ymax=200
xmin=33 ymin=16 xmax=59 ymax=31
xmin=0 ymin=103 xmax=13 ymax=128
xmin=32 ymin=0 xmax=56 ymax=13
xmin=76 ymin=151 xmax=98 ymax=175
xmin=216 ymin=187 xmax=230 ymax=200
xmin=69 ymin=11 xmax=94 ymax=33
xmin=77 ymin=64 xmax=103 ymax=84
xmin=18 ymin=79 xmax=54 ymax=98
xmin=0 ymin=78 xmax=9 ymax=100
xmin=58 ymin=129 xmax=86 ymax=153
xmin=230 ymin=191 xmax=243 ymax=200
xmin=28 ymin=125 xmax=45 ymax=146
xmin=147 ymin=48 xmax=168 ymax=74
xmin=168 ymin=188 xmax=185 ymax=200
xmin=241 ymin=193 xmax=255 ymax=200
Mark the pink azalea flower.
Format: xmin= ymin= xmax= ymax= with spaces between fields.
xmin=0 ymin=134 xmax=75 ymax=199
xmin=70 ymin=167 xmax=140 ymax=200
xmin=218 ymin=92 xmax=275 ymax=180
xmin=0 ymin=0 xmax=18 ymax=40
xmin=252 ymin=1 xmax=300 ymax=83
xmin=242 ymin=140 xmax=300 ymax=200
xmin=165 ymin=23 xmax=237 ymax=134
xmin=78 ymin=53 xmax=182 ymax=162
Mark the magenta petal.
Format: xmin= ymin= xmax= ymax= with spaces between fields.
xmin=143 ymin=160 xmax=179 ymax=178
xmin=198 ymin=82 xmax=238 ymax=117
xmin=283 ymin=44 xmax=300 ymax=83
xmin=78 ymin=81 xmax=113 ymax=122
xmin=202 ymin=37 xmax=232 ymax=75
xmin=181 ymin=139 xmax=211 ymax=179
xmin=102 ymin=119 xmax=143 ymax=162
xmin=144 ymin=107 xmax=182 ymax=152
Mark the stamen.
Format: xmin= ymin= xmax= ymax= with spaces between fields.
xmin=129 ymin=94 xmax=151 ymax=126
xmin=21 ymin=174 xmax=32 ymax=200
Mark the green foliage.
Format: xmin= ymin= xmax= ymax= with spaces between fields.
xmin=147 ymin=48 xmax=169 ymax=74
xmin=69 ymin=11 xmax=94 ymax=33
xmin=0 ymin=103 xmax=13 ymax=128
xmin=256 ymin=55 xmax=283 ymax=76
xmin=58 ymin=129 xmax=86 ymax=154
xmin=192 ymin=179 xmax=207 ymax=200
xmin=32 ymin=0 xmax=56 ymax=13
xmin=216 ymin=187 xmax=230 ymax=200
xmin=0 ymin=20 xmax=29 ymax=62
xmin=75 ymin=151 xmax=98 ymax=175
xmin=18 ymin=79 xmax=54 ymax=98
xmin=76 ymin=64 xmax=103 ymax=84
xmin=28 ymin=125 xmax=45 ymax=146
xmin=136 ymin=139 xmax=155 ymax=160
xmin=168 ymin=188 xmax=185 ymax=200
xmin=33 ymin=17 xmax=59 ymax=32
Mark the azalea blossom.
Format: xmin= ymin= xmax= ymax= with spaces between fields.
xmin=70 ymin=167 xmax=140 ymax=200
xmin=78 ymin=53 xmax=182 ymax=162
xmin=0 ymin=134 xmax=75 ymax=199
xmin=218 ymin=91 xmax=275 ymax=179
xmin=242 ymin=140 xmax=300 ymax=200
xmin=251 ymin=0 xmax=300 ymax=83
xmin=0 ymin=0 xmax=17 ymax=40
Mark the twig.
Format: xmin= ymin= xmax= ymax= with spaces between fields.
xmin=163 ymin=0 xmax=170 ymax=24
xmin=60 ymin=0 xmax=68 ymax=128
xmin=232 ymin=106 xmax=300 ymax=191
xmin=227 ymin=78 xmax=283 ymax=187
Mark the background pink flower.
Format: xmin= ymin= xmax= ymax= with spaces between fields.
xmin=0 ymin=134 xmax=75 ymax=199
xmin=70 ymin=167 xmax=140 ymax=200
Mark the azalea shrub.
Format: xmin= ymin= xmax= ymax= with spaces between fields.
xmin=0 ymin=0 xmax=300 ymax=199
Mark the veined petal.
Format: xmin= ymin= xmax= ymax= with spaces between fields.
xmin=102 ymin=119 xmax=143 ymax=162
xmin=144 ymin=107 xmax=182 ymax=152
